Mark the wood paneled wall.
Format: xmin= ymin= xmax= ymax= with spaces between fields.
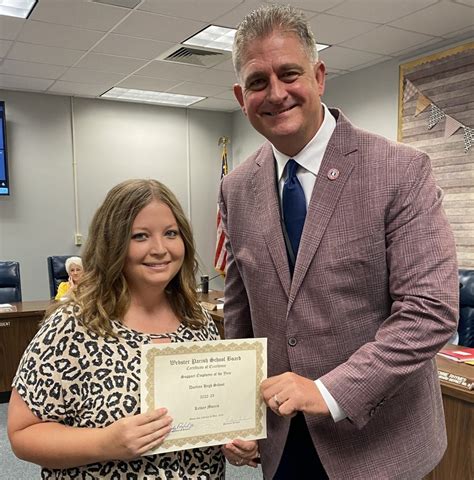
xmin=398 ymin=42 xmax=474 ymax=268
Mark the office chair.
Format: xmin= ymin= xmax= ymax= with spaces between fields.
xmin=47 ymin=255 xmax=71 ymax=299
xmin=458 ymin=269 xmax=474 ymax=347
xmin=0 ymin=261 xmax=22 ymax=303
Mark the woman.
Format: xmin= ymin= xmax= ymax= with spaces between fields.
xmin=55 ymin=256 xmax=83 ymax=300
xmin=8 ymin=179 xmax=256 ymax=479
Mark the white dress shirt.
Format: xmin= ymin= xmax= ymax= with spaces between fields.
xmin=272 ymin=104 xmax=346 ymax=423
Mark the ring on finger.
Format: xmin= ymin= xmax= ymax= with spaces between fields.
xmin=236 ymin=458 xmax=243 ymax=466
xmin=273 ymin=393 xmax=282 ymax=407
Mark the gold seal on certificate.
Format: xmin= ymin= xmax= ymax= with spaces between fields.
xmin=141 ymin=338 xmax=267 ymax=454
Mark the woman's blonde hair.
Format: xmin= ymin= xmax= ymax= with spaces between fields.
xmin=54 ymin=179 xmax=205 ymax=336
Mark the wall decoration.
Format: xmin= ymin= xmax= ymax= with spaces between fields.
xmin=399 ymin=42 xmax=474 ymax=268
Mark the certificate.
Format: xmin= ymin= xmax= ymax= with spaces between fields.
xmin=141 ymin=338 xmax=267 ymax=454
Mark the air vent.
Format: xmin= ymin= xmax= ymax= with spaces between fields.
xmin=159 ymin=46 xmax=231 ymax=68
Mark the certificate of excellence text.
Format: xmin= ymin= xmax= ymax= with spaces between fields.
xmin=140 ymin=338 xmax=267 ymax=454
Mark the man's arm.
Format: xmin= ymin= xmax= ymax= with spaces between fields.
xmin=319 ymin=151 xmax=458 ymax=428
xmin=219 ymin=178 xmax=254 ymax=340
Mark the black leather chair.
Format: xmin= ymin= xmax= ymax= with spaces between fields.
xmin=47 ymin=255 xmax=71 ymax=299
xmin=0 ymin=261 xmax=22 ymax=303
xmin=458 ymin=269 xmax=474 ymax=348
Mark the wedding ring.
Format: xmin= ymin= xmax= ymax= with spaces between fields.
xmin=273 ymin=394 xmax=282 ymax=407
xmin=236 ymin=459 xmax=243 ymax=466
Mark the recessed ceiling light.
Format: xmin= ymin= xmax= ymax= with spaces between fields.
xmin=184 ymin=25 xmax=236 ymax=52
xmin=101 ymin=87 xmax=205 ymax=107
xmin=0 ymin=0 xmax=38 ymax=18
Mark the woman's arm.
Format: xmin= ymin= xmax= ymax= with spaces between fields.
xmin=8 ymin=388 xmax=172 ymax=469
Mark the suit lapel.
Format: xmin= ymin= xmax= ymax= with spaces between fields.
xmin=252 ymin=143 xmax=291 ymax=296
xmin=289 ymin=112 xmax=358 ymax=305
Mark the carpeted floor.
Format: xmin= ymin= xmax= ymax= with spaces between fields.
xmin=0 ymin=402 xmax=262 ymax=479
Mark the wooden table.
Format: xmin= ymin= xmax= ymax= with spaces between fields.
xmin=0 ymin=300 xmax=51 ymax=399
xmin=425 ymin=353 xmax=474 ymax=480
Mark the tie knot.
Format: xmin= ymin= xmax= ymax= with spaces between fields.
xmin=286 ymin=159 xmax=299 ymax=179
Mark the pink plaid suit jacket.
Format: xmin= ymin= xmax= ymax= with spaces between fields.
xmin=219 ymin=109 xmax=459 ymax=479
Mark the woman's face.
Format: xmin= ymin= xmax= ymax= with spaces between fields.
xmin=69 ymin=264 xmax=83 ymax=283
xmin=123 ymin=200 xmax=185 ymax=294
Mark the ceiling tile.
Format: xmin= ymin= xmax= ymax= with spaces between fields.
xmin=113 ymin=11 xmax=205 ymax=43
xmin=320 ymin=46 xmax=384 ymax=70
xmin=138 ymin=0 xmax=243 ymax=22
xmin=194 ymin=68 xmax=238 ymax=87
xmin=167 ymin=82 xmax=227 ymax=97
xmin=190 ymin=97 xmax=239 ymax=111
xmin=213 ymin=0 xmax=267 ymax=28
xmin=47 ymin=81 xmax=110 ymax=97
xmin=0 ymin=59 xmax=67 ymax=80
xmin=275 ymin=0 xmax=349 ymax=14
xmin=442 ymin=25 xmax=474 ymax=39
xmin=0 ymin=40 xmax=12 ymax=58
xmin=390 ymin=2 xmax=474 ymax=36
xmin=93 ymin=34 xmax=174 ymax=59
xmin=391 ymin=37 xmax=441 ymax=58
xmin=117 ymin=75 xmax=179 ymax=91
xmin=213 ymin=57 xmax=235 ymax=72
xmin=7 ymin=42 xmax=84 ymax=66
xmin=17 ymin=21 xmax=104 ymax=51
xmin=59 ymin=67 xmax=126 ymax=85
xmin=347 ymin=55 xmax=393 ymax=72
xmin=309 ymin=14 xmax=378 ymax=44
xmin=29 ymin=0 xmax=130 ymax=31
xmin=0 ymin=16 xmax=25 ymax=41
xmin=136 ymin=61 xmax=206 ymax=81
xmin=340 ymin=26 xmax=437 ymax=55
xmin=325 ymin=0 xmax=439 ymax=24
xmin=75 ymin=53 xmax=147 ymax=74
xmin=0 ymin=73 xmax=53 ymax=91
xmin=213 ymin=88 xmax=236 ymax=101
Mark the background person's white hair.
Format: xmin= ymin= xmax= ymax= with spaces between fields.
xmin=65 ymin=256 xmax=82 ymax=274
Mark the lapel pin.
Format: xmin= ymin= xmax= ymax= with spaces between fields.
xmin=327 ymin=168 xmax=340 ymax=180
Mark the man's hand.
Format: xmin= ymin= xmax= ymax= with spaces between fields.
xmin=100 ymin=408 xmax=172 ymax=460
xmin=222 ymin=439 xmax=260 ymax=468
xmin=261 ymin=372 xmax=330 ymax=417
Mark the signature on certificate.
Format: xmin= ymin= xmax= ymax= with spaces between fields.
xmin=171 ymin=422 xmax=194 ymax=433
xmin=223 ymin=416 xmax=252 ymax=426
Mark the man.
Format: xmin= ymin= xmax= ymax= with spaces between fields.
xmin=219 ymin=4 xmax=459 ymax=480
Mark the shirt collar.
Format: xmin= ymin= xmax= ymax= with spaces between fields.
xmin=273 ymin=103 xmax=336 ymax=181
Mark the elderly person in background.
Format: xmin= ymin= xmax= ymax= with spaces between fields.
xmin=55 ymin=256 xmax=83 ymax=300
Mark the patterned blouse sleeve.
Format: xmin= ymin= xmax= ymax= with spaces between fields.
xmin=12 ymin=307 xmax=73 ymax=422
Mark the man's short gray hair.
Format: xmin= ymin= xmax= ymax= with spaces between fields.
xmin=232 ymin=4 xmax=318 ymax=79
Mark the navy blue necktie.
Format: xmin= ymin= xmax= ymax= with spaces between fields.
xmin=283 ymin=159 xmax=307 ymax=261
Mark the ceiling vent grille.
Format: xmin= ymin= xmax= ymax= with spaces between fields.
xmin=159 ymin=46 xmax=231 ymax=68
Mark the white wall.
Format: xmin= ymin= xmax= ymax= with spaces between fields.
xmin=0 ymin=90 xmax=230 ymax=300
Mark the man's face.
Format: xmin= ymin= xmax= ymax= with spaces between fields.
xmin=234 ymin=31 xmax=326 ymax=157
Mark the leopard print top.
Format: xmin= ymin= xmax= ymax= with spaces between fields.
xmin=13 ymin=304 xmax=225 ymax=479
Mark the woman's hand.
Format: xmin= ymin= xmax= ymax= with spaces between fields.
xmin=222 ymin=439 xmax=260 ymax=468
xmin=100 ymin=408 xmax=172 ymax=460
